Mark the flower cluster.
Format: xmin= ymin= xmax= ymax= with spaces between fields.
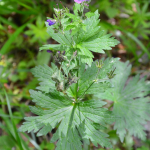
xmin=46 ymin=0 xmax=89 ymax=27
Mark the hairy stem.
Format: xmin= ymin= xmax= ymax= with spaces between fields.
xmin=108 ymin=103 xmax=114 ymax=110
xmin=75 ymin=58 xmax=79 ymax=102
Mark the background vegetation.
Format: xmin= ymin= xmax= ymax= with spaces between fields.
xmin=0 ymin=0 xmax=150 ymax=149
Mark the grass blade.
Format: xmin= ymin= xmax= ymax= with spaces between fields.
xmin=0 ymin=18 xmax=35 ymax=55
xmin=113 ymin=25 xmax=150 ymax=59
xmin=4 ymin=89 xmax=24 ymax=150
xmin=23 ymin=133 xmax=42 ymax=150
xmin=0 ymin=16 xmax=18 ymax=29
xmin=126 ymin=32 xmax=150 ymax=58
xmin=0 ymin=122 xmax=17 ymax=142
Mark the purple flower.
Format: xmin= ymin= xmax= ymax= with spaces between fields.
xmin=47 ymin=50 xmax=52 ymax=53
xmin=46 ymin=19 xmax=55 ymax=26
xmin=74 ymin=0 xmax=89 ymax=4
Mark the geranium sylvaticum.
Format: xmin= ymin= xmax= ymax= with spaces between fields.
xmin=19 ymin=0 xmax=150 ymax=150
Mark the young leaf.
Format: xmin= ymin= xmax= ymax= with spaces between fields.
xmin=71 ymin=10 xmax=119 ymax=64
xmin=79 ymin=10 xmax=100 ymax=42
xmin=73 ymin=3 xmax=82 ymax=16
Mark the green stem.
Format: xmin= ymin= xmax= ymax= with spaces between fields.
xmin=75 ymin=58 xmax=79 ymax=102
xmin=79 ymin=66 xmax=103 ymax=100
xmin=108 ymin=103 xmax=114 ymax=110
xmin=79 ymin=81 xmax=95 ymax=99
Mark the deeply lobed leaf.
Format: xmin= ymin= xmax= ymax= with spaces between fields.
xmin=99 ymin=61 xmax=150 ymax=142
xmin=19 ymin=61 xmax=116 ymax=149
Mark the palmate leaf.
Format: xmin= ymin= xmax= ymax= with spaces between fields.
xmin=19 ymin=90 xmax=73 ymax=135
xmin=72 ymin=10 xmax=119 ymax=64
xmin=99 ymin=61 xmax=150 ymax=142
xmin=74 ymin=10 xmax=119 ymax=53
xmin=19 ymin=64 xmax=115 ymax=149
xmin=19 ymin=91 xmax=114 ymax=149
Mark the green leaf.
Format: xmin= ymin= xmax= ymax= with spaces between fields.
xmin=82 ymin=10 xmax=100 ymax=40
xmin=31 ymin=64 xmax=56 ymax=93
xmin=73 ymin=3 xmax=82 ymax=16
xmin=39 ymin=44 xmax=69 ymax=51
xmin=4 ymin=89 xmax=24 ymax=150
xmin=85 ymin=12 xmax=95 ymax=18
xmin=64 ymin=24 xmax=76 ymax=31
xmin=37 ymin=51 xmax=51 ymax=65
xmin=72 ymin=10 xmax=119 ymax=56
xmin=65 ymin=13 xmax=79 ymax=20
xmin=40 ymin=141 xmax=55 ymax=150
xmin=77 ymin=45 xmax=94 ymax=65
xmin=0 ymin=16 xmax=18 ymax=29
xmin=0 ymin=18 xmax=35 ymax=55
xmin=25 ymin=17 xmax=50 ymax=44
xmin=77 ymin=45 xmax=94 ymax=58
xmin=80 ymin=55 xmax=93 ymax=66
xmin=126 ymin=32 xmax=150 ymax=58
xmin=46 ymin=25 xmax=72 ymax=46
xmin=80 ymin=33 xmax=119 ymax=53
xmin=54 ymin=128 xmax=82 ymax=150
xmin=77 ymin=62 xmax=98 ymax=96
xmin=19 ymin=64 xmax=115 ymax=149
xmin=105 ymin=7 xmax=118 ymax=18
xmin=100 ymin=61 xmax=150 ymax=142
xmin=75 ymin=99 xmax=114 ymax=148
xmin=75 ymin=10 xmax=100 ymax=43
xmin=52 ymin=98 xmax=114 ymax=149
xmin=74 ymin=58 xmax=119 ymax=97
xmin=0 ymin=135 xmax=16 ymax=150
